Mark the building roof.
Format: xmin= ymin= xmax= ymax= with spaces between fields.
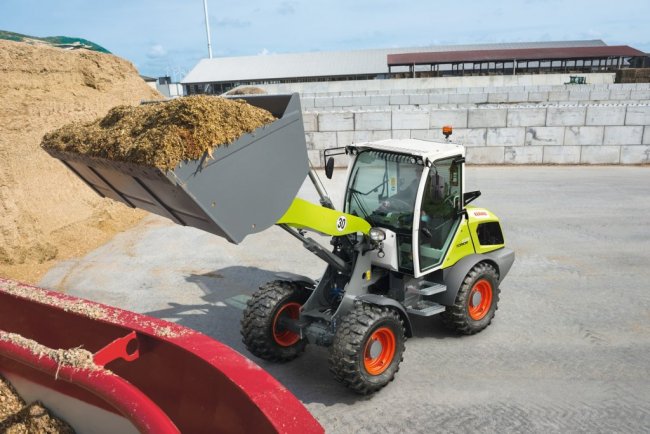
xmin=181 ymin=40 xmax=607 ymax=84
xmin=387 ymin=45 xmax=646 ymax=66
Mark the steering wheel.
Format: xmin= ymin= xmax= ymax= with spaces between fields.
xmin=380 ymin=197 xmax=412 ymax=212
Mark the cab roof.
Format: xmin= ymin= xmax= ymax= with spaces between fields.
xmin=349 ymin=139 xmax=465 ymax=164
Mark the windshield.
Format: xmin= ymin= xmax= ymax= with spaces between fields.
xmin=345 ymin=150 xmax=423 ymax=233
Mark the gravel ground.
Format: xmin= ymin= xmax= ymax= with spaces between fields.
xmin=40 ymin=166 xmax=650 ymax=433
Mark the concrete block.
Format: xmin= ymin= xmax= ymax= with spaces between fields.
xmin=302 ymin=112 xmax=318 ymax=132
xmin=352 ymin=96 xmax=371 ymax=106
xmin=487 ymin=127 xmax=526 ymax=146
xmin=508 ymin=92 xmax=528 ymax=103
xmin=468 ymin=108 xmax=507 ymax=128
xmin=543 ymin=146 xmax=581 ymax=164
xmin=580 ymin=146 xmax=620 ymax=164
xmin=507 ymin=108 xmax=546 ymax=127
xmin=454 ymin=128 xmax=487 ymax=146
xmin=389 ymin=95 xmax=409 ymax=105
xmin=468 ymin=93 xmax=488 ymax=104
xmin=392 ymin=129 xmax=411 ymax=140
xmin=409 ymin=94 xmax=429 ymax=105
xmin=620 ymin=146 xmax=650 ymax=164
xmin=337 ymin=131 xmax=354 ymax=146
xmin=370 ymin=95 xmax=390 ymax=106
xmin=631 ymin=90 xmax=650 ymax=100
xmin=410 ymin=129 xmax=437 ymax=141
xmin=528 ymin=91 xmax=548 ymax=102
xmin=585 ymin=105 xmax=626 ymax=126
xmin=301 ymin=97 xmax=315 ymax=109
xmin=314 ymin=97 xmax=333 ymax=108
xmin=590 ymin=90 xmax=610 ymax=100
xmin=625 ymin=105 xmax=650 ymax=126
xmin=352 ymin=130 xmax=370 ymax=143
xmin=331 ymin=96 xmax=354 ymax=107
xmin=569 ymin=90 xmax=590 ymax=101
xmin=609 ymin=89 xmax=631 ymax=100
xmin=504 ymin=146 xmax=544 ymax=164
xmin=487 ymin=93 xmax=508 ymax=103
xmin=430 ymin=109 xmax=468 ymax=128
xmin=644 ymin=126 xmax=650 ymax=145
xmin=525 ymin=127 xmax=565 ymax=146
xmin=355 ymin=112 xmax=391 ymax=130
xmin=564 ymin=126 xmax=604 ymax=146
xmin=371 ymin=130 xmax=392 ymax=141
xmin=318 ymin=112 xmax=354 ymax=131
xmin=448 ymin=93 xmax=469 ymax=104
xmin=307 ymin=131 xmax=337 ymax=149
xmin=352 ymin=91 xmax=366 ymax=96
xmin=603 ymin=126 xmax=643 ymax=145
xmin=428 ymin=93 xmax=449 ymax=104
xmin=392 ymin=111 xmax=429 ymax=130
xmin=307 ymin=149 xmax=322 ymax=167
xmin=546 ymin=106 xmax=586 ymax=126
xmin=466 ymin=147 xmax=505 ymax=164
xmin=548 ymin=91 xmax=569 ymax=101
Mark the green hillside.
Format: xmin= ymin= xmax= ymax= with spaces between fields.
xmin=0 ymin=30 xmax=110 ymax=53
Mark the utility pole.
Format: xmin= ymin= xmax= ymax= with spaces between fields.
xmin=203 ymin=0 xmax=213 ymax=58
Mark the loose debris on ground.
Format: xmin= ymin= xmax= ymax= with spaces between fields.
xmin=42 ymin=95 xmax=276 ymax=170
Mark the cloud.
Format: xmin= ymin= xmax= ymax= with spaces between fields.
xmin=147 ymin=44 xmax=167 ymax=58
xmin=276 ymin=1 xmax=297 ymax=15
xmin=214 ymin=17 xmax=251 ymax=28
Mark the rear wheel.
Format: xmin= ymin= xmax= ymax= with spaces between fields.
xmin=329 ymin=303 xmax=406 ymax=394
xmin=441 ymin=262 xmax=500 ymax=335
xmin=241 ymin=280 xmax=309 ymax=361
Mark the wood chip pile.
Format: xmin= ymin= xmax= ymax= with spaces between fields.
xmin=41 ymin=95 xmax=276 ymax=170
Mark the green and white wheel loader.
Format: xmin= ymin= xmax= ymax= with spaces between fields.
xmin=46 ymin=93 xmax=515 ymax=394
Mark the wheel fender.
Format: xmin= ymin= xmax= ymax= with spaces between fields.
xmin=435 ymin=248 xmax=514 ymax=306
xmin=274 ymin=272 xmax=316 ymax=289
xmin=355 ymin=294 xmax=413 ymax=338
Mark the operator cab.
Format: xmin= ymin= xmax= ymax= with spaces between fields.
xmin=343 ymin=139 xmax=466 ymax=277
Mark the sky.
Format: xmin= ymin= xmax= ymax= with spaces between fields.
xmin=2 ymin=0 xmax=649 ymax=81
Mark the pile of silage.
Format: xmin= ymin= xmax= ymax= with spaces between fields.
xmin=42 ymin=95 xmax=276 ymax=170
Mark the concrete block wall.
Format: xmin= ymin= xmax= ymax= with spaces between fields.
xmin=303 ymin=103 xmax=650 ymax=166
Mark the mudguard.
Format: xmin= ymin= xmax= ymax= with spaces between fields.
xmin=434 ymin=248 xmax=515 ymax=306
xmin=356 ymin=294 xmax=413 ymax=338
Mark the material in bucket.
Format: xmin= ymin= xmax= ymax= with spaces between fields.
xmin=44 ymin=94 xmax=309 ymax=244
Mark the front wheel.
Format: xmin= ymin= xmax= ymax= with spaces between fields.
xmin=328 ymin=303 xmax=406 ymax=394
xmin=441 ymin=262 xmax=500 ymax=335
xmin=241 ymin=280 xmax=309 ymax=362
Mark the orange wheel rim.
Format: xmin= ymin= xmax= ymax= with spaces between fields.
xmin=468 ymin=279 xmax=493 ymax=320
xmin=363 ymin=327 xmax=396 ymax=376
xmin=272 ymin=302 xmax=301 ymax=347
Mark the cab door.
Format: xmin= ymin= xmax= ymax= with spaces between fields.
xmin=414 ymin=156 xmax=466 ymax=276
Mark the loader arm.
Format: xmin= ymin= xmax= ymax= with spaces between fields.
xmin=277 ymin=198 xmax=371 ymax=236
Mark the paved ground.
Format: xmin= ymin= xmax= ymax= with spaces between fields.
xmin=41 ymin=166 xmax=650 ymax=433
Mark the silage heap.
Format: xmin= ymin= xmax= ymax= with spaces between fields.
xmin=42 ymin=95 xmax=276 ymax=170
xmin=0 ymin=39 xmax=161 ymax=283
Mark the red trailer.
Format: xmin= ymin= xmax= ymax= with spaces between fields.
xmin=0 ymin=278 xmax=323 ymax=433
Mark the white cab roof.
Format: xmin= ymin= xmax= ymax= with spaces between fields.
xmin=350 ymin=139 xmax=465 ymax=164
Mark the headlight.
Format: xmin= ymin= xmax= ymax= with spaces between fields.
xmin=369 ymin=227 xmax=386 ymax=242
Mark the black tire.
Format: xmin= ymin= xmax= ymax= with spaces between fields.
xmin=441 ymin=262 xmax=500 ymax=335
xmin=241 ymin=280 xmax=309 ymax=362
xmin=328 ymin=303 xmax=406 ymax=394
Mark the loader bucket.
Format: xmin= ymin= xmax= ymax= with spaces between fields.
xmin=44 ymin=93 xmax=309 ymax=244
xmin=0 ymin=278 xmax=323 ymax=434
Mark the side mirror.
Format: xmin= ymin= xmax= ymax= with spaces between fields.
xmin=325 ymin=157 xmax=335 ymax=179
xmin=463 ymin=190 xmax=481 ymax=206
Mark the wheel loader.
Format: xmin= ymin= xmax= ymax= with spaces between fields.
xmin=45 ymin=93 xmax=515 ymax=394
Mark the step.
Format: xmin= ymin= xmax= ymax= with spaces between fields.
xmin=416 ymin=281 xmax=447 ymax=296
xmin=406 ymin=300 xmax=446 ymax=317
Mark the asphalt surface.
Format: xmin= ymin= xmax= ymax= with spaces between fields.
xmin=41 ymin=166 xmax=650 ymax=433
